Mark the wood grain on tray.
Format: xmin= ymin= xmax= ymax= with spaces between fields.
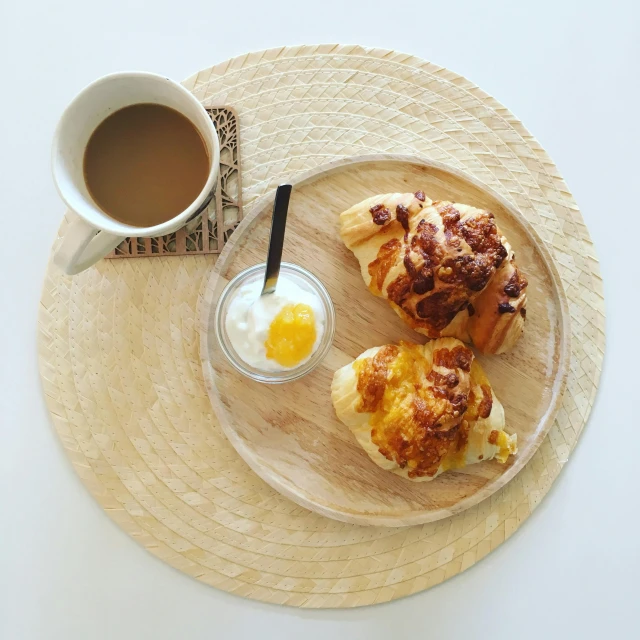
xmin=201 ymin=156 xmax=570 ymax=526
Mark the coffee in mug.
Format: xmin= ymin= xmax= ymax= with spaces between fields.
xmin=52 ymin=72 xmax=220 ymax=275
xmin=83 ymin=103 xmax=211 ymax=227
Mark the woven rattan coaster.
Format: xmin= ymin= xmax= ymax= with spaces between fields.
xmin=38 ymin=45 xmax=604 ymax=608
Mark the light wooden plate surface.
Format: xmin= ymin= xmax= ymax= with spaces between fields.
xmin=201 ymin=155 xmax=570 ymax=527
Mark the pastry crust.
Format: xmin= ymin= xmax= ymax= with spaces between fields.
xmin=340 ymin=192 xmax=527 ymax=354
xmin=331 ymin=338 xmax=517 ymax=481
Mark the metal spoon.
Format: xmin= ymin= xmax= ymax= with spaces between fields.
xmin=261 ymin=184 xmax=292 ymax=296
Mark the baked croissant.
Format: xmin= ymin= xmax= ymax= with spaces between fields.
xmin=331 ymin=338 xmax=517 ymax=481
xmin=340 ymin=191 xmax=528 ymax=354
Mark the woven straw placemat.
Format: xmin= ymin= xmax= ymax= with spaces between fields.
xmin=38 ymin=45 xmax=604 ymax=608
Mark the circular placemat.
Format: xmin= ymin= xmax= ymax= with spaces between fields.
xmin=38 ymin=45 xmax=605 ymax=608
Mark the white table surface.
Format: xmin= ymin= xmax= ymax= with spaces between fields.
xmin=1 ymin=1 xmax=638 ymax=638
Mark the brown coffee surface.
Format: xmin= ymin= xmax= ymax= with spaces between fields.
xmin=83 ymin=103 xmax=209 ymax=227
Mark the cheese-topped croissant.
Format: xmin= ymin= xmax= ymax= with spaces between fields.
xmin=340 ymin=191 xmax=528 ymax=354
xmin=331 ymin=338 xmax=517 ymax=481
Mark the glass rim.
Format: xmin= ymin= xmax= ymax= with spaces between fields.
xmin=214 ymin=262 xmax=336 ymax=384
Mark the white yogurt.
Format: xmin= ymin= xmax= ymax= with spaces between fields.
xmin=224 ymin=274 xmax=326 ymax=371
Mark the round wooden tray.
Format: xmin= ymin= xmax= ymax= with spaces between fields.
xmin=201 ymin=155 xmax=570 ymax=526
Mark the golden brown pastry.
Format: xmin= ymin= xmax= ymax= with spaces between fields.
xmin=331 ymin=338 xmax=517 ymax=481
xmin=340 ymin=191 xmax=528 ymax=354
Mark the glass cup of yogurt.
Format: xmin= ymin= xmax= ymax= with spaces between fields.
xmin=214 ymin=262 xmax=336 ymax=383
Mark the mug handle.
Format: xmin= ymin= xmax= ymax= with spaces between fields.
xmin=54 ymin=212 xmax=124 ymax=275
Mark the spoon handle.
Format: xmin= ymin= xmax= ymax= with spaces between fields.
xmin=261 ymin=184 xmax=292 ymax=295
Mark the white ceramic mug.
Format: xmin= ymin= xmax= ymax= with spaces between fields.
xmin=51 ymin=71 xmax=220 ymax=275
